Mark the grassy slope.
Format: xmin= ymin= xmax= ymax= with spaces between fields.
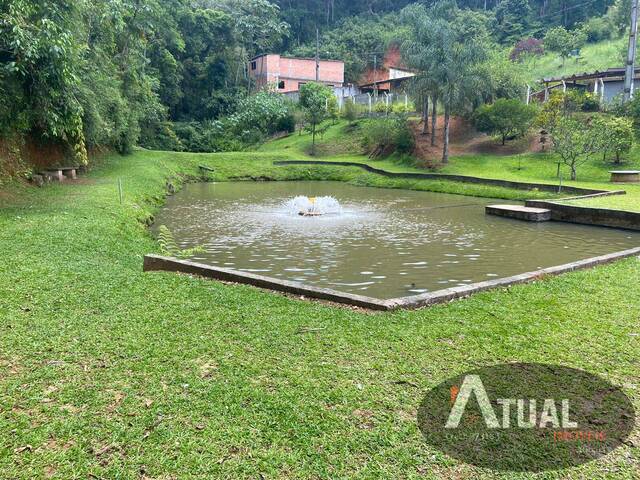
xmin=521 ymin=37 xmax=626 ymax=85
xmin=262 ymin=121 xmax=640 ymax=211
xmin=0 ymin=145 xmax=639 ymax=478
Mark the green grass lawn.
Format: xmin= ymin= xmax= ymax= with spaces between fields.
xmin=0 ymin=148 xmax=639 ymax=479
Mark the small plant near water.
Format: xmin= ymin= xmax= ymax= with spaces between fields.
xmin=157 ymin=225 xmax=205 ymax=258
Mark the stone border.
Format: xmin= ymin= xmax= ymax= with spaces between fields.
xmin=143 ymin=254 xmax=390 ymax=310
xmin=273 ymin=160 xmax=614 ymax=196
xmin=525 ymin=199 xmax=640 ymax=231
xmin=144 ymin=248 xmax=640 ymax=311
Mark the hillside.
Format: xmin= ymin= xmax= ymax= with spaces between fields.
xmin=523 ymin=36 xmax=627 ymax=84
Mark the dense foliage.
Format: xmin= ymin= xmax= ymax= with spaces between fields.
xmin=474 ymin=99 xmax=538 ymax=145
xmin=0 ymin=0 xmax=633 ymax=172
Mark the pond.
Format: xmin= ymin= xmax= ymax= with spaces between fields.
xmin=153 ymin=181 xmax=639 ymax=300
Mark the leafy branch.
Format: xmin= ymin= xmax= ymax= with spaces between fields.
xmin=157 ymin=225 xmax=205 ymax=258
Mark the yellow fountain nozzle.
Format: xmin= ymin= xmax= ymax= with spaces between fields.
xmin=309 ymin=197 xmax=316 ymax=203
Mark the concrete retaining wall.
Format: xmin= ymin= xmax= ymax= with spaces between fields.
xmin=144 ymin=248 xmax=640 ymax=310
xmin=273 ymin=160 xmax=611 ymax=196
xmin=525 ymin=200 xmax=640 ymax=231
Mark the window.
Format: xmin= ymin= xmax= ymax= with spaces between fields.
xmin=251 ymin=61 xmax=257 ymax=70
xmin=298 ymin=82 xmax=306 ymax=89
xmin=278 ymin=80 xmax=285 ymax=89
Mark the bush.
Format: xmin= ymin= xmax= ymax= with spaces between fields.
xmin=611 ymin=94 xmax=640 ymax=133
xmin=139 ymin=122 xmax=185 ymax=152
xmin=580 ymin=17 xmax=613 ymax=43
xmin=564 ymin=90 xmax=600 ymax=112
xmin=580 ymin=92 xmax=600 ymax=112
xmin=374 ymin=101 xmax=391 ymax=114
xmin=226 ymin=91 xmax=292 ymax=136
xmin=361 ymin=114 xmax=414 ymax=157
xmin=169 ymin=121 xmax=244 ymax=153
xmin=392 ymin=103 xmax=414 ymax=115
xmin=343 ymin=99 xmax=359 ymax=122
xmin=275 ymin=112 xmax=296 ymax=133
xmin=509 ymin=38 xmax=544 ymax=62
xmin=473 ymin=98 xmax=538 ymax=145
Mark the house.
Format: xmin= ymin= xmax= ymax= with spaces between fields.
xmin=535 ymin=67 xmax=640 ymax=103
xmin=248 ymin=54 xmax=344 ymax=93
xmin=358 ymin=45 xmax=415 ymax=94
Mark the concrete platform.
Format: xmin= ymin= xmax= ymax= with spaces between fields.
xmin=610 ymin=170 xmax=640 ymax=183
xmin=486 ymin=204 xmax=551 ymax=222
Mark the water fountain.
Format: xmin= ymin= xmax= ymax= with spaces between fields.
xmin=284 ymin=195 xmax=342 ymax=217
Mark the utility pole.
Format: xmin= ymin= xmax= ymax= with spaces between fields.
xmin=624 ymin=0 xmax=639 ymax=102
xmin=315 ymin=28 xmax=320 ymax=82
xmin=373 ymin=54 xmax=378 ymax=97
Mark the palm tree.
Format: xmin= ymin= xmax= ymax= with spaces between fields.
xmin=401 ymin=1 xmax=489 ymax=163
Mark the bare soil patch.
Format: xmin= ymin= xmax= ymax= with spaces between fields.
xmin=411 ymin=117 xmax=543 ymax=167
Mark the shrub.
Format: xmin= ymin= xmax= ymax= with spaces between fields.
xmin=392 ymin=103 xmax=414 ymax=115
xmin=343 ymin=99 xmax=359 ymax=122
xmin=473 ymin=99 xmax=538 ymax=145
xmin=509 ymin=38 xmax=544 ymax=62
xmin=226 ymin=91 xmax=292 ymax=136
xmin=374 ymin=101 xmax=391 ymax=114
xmin=580 ymin=17 xmax=613 ymax=43
xmin=275 ymin=112 xmax=296 ymax=133
xmin=612 ymin=94 xmax=640 ymax=133
xmin=361 ymin=114 xmax=414 ymax=157
xmin=580 ymin=92 xmax=600 ymax=112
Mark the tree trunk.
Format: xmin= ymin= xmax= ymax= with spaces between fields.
xmin=431 ymin=95 xmax=437 ymax=147
xmin=422 ymin=96 xmax=429 ymax=135
xmin=570 ymin=165 xmax=577 ymax=181
xmin=442 ymin=104 xmax=450 ymax=164
xmin=502 ymin=134 xmax=506 ymax=146
xmin=312 ymin=123 xmax=316 ymax=155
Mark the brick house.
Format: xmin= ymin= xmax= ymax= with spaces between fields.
xmin=248 ymin=54 xmax=344 ymax=93
xmin=358 ymin=45 xmax=415 ymax=93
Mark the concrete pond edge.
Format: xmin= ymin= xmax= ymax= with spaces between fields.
xmin=272 ymin=160 xmax=620 ymax=196
xmin=144 ymin=249 xmax=640 ymax=311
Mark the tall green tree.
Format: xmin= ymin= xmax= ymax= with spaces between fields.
xmin=299 ymin=82 xmax=333 ymax=155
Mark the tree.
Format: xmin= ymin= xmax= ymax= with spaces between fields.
xmin=495 ymin=0 xmax=532 ymax=44
xmin=0 ymin=0 xmax=87 ymax=163
xmin=474 ymin=99 xmax=537 ymax=145
xmin=299 ymin=82 xmax=333 ymax=155
xmin=551 ymin=116 xmax=601 ymax=180
xmin=401 ymin=1 xmax=489 ymax=163
xmin=593 ymin=116 xmax=634 ymax=164
xmin=544 ymin=26 xmax=586 ymax=66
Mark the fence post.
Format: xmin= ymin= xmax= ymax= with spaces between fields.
xmin=526 ymin=85 xmax=531 ymax=105
xmin=117 ymin=178 xmax=123 ymax=204
xmin=368 ymin=93 xmax=372 ymax=115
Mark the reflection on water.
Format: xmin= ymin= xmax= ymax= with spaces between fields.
xmin=153 ymin=181 xmax=639 ymax=299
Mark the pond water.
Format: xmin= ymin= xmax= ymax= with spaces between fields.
xmin=153 ymin=181 xmax=639 ymax=299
